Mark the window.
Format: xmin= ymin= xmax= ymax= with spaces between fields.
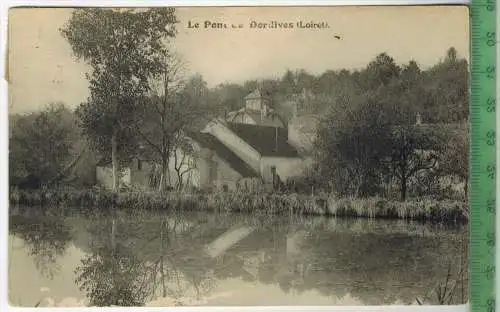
xmin=222 ymin=184 xmax=229 ymax=192
xmin=137 ymin=159 xmax=142 ymax=171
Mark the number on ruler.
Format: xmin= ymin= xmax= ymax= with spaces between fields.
xmin=487 ymin=299 xmax=495 ymax=312
xmin=486 ymin=198 xmax=495 ymax=213
xmin=487 ymin=97 xmax=496 ymax=112
xmin=487 ymin=163 xmax=495 ymax=179
xmin=486 ymin=131 xmax=496 ymax=146
xmin=486 ymin=232 xmax=495 ymax=247
xmin=486 ymin=0 xmax=495 ymax=12
xmin=485 ymin=264 xmax=495 ymax=280
xmin=486 ymin=66 xmax=496 ymax=79
xmin=486 ymin=32 xmax=496 ymax=46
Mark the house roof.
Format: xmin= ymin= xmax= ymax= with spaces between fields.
xmin=95 ymin=142 xmax=159 ymax=167
xmin=244 ymin=88 xmax=270 ymax=100
xmin=96 ymin=157 xmax=112 ymax=167
xmin=186 ymin=131 xmax=259 ymax=178
xmin=226 ymin=123 xmax=300 ymax=158
xmin=230 ymin=109 xmax=286 ymax=128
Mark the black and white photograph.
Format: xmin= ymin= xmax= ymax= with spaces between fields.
xmin=7 ymin=5 xmax=469 ymax=307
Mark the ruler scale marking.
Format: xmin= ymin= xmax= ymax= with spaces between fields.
xmin=470 ymin=0 xmax=497 ymax=311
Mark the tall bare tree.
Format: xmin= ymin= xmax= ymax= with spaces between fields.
xmin=133 ymin=55 xmax=211 ymax=193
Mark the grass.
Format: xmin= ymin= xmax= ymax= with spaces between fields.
xmin=415 ymin=260 xmax=468 ymax=305
xmin=9 ymin=187 xmax=468 ymax=223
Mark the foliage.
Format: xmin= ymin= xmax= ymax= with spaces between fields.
xmin=10 ymin=188 xmax=468 ymax=224
xmin=420 ymin=47 xmax=469 ymax=123
xmin=316 ymin=91 xmax=392 ymax=197
xmin=9 ymin=103 xmax=78 ymax=187
xmin=9 ymin=216 xmax=72 ymax=278
xmin=61 ymin=8 xmax=179 ymax=191
xmin=437 ymin=121 xmax=469 ymax=198
xmin=312 ymin=48 xmax=468 ymax=200
xmin=132 ymin=54 xmax=213 ymax=192
xmin=75 ymin=240 xmax=149 ymax=306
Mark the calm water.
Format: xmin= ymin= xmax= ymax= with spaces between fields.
xmin=8 ymin=209 xmax=468 ymax=306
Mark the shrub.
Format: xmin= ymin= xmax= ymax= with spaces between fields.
xmin=9 ymin=188 xmax=468 ymax=224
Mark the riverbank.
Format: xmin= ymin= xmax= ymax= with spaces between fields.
xmin=9 ymin=188 xmax=468 ymax=223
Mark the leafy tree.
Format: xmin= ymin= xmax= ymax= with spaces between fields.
xmin=295 ymin=69 xmax=316 ymax=92
xmin=379 ymin=61 xmax=439 ymax=201
xmin=61 ymin=8 xmax=178 ymax=192
xmin=316 ymin=91 xmax=392 ymax=197
xmin=360 ymin=53 xmax=401 ymax=90
xmin=280 ymin=69 xmax=298 ymax=95
xmin=388 ymin=124 xmax=446 ymax=201
xmin=183 ymin=74 xmax=209 ymax=103
xmin=210 ymin=83 xmax=248 ymax=117
xmin=312 ymin=50 xmax=467 ymax=200
xmin=9 ymin=103 xmax=77 ymax=188
xmin=437 ymin=122 xmax=469 ymax=199
xmin=421 ymin=47 xmax=469 ymax=123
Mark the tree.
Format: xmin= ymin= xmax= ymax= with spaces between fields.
xmin=314 ymin=53 xmax=406 ymax=197
xmin=388 ymin=124 xmax=446 ymax=201
xmin=316 ymin=91 xmax=392 ymax=197
xmin=9 ymin=102 xmax=77 ymax=188
xmin=422 ymin=47 xmax=469 ymax=123
xmin=75 ymin=218 xmax=151 ymax=306
xmin=173 ymin=138 xmax=197 ymax=190
xmin=360 ymin=53 xmax=401 ymax=90
xmin=280 ymin=69 xmax=298 ymax=95
xmin=183 ymin=74 xmax=209 ymax=103
xmin=133 ymin=56 xmax=212 ymax=193
xmin=438 ymin=122 xmax=469 ymax=200
xmin=61 ymin=8 xmax=178 ymax=192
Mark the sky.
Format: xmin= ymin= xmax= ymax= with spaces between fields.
xmin=7 ymin=6 xmax=469 ymax=114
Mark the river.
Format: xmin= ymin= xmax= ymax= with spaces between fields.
xmin=8 ymin=209 xmax=468 ymax=307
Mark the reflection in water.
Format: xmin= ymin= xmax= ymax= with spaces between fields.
xmin=75 ymin=218 xmax=150 ymax=306
xmin=8 ymin=211 xmax=468 ymax=307
xmin=9 ymin=217 xmax=72 ymax=279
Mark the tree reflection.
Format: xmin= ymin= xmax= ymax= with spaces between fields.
xmin=9 ymin=216 xmax=72 ymax=279
xmin=74 ymin=212 xmax=219 ymax=306
xmin=74 ymin=215 xmax=153 ymax=306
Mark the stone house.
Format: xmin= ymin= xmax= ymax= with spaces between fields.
xmin=95 ymin=88 xmax=313 ymax=192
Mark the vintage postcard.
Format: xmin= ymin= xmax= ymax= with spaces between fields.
xmin=7 ymin=5 xmax=469 ymax=307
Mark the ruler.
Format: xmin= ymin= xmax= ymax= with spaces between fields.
xmin=470 ymin=0 xmax=497 ymax=311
